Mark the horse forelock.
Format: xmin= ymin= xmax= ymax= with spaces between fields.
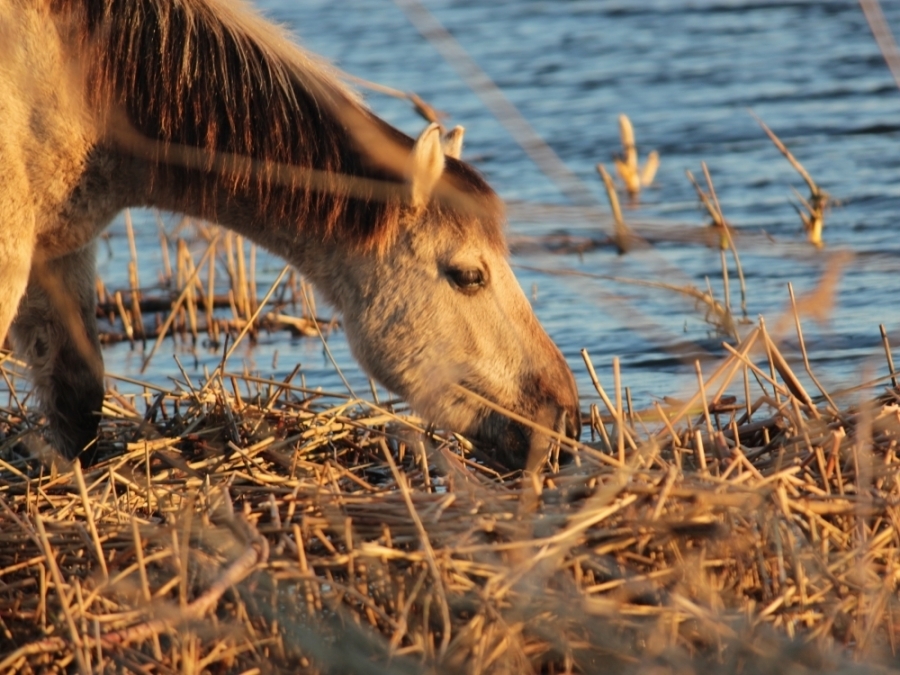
xmin=437 ymin=158 xmax=507 ymax=254
xmin=52 ymin=0 xmax=506 ymax=255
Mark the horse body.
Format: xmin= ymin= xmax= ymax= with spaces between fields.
xmin=0 ymin=0 xmax=580 ymax=468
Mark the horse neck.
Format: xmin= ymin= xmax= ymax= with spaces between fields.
xmin=114 ymin=143 xmax=394 ymax=313
xmin=75 ymin=0 xmax=416 ymax=304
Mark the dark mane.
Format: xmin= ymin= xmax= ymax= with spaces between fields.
xmin=54 ymin=0 xmax=504 ymax=251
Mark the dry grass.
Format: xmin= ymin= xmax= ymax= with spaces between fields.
xmin=0 ymin=0 xmax=895 ymax=670
xmin=1 ymin=239 xmax=900 ymax=674
xmin=0 ymin=6 xmax=895 ymax=662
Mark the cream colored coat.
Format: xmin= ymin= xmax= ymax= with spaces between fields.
xmin=0 ymin=0 xmax=579 ymax=468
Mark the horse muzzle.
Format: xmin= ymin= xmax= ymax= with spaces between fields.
xmin=472 ymin=372 xmax=581 ymax=470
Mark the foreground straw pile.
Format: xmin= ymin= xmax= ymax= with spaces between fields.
xmin=0 ymin=315 xmax=899 ymax=674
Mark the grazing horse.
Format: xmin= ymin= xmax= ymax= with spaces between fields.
xmin=0 ymin=0 xmax=580 ymax=468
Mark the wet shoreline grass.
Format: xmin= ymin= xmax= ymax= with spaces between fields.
xmin=0 ymin=95 xmax=895 ymax=672
xmin=1 ymin=282 xmax=900 ymax=672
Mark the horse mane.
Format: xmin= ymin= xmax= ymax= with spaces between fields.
xmin=53 ymin=0 xmax=505 ymax=252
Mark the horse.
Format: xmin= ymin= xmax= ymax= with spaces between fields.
xmin=0 ymin=0 xmax=581 ymax=469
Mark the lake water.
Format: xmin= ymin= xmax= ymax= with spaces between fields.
xmin=94 ymin=0 xmax=900 ymax=412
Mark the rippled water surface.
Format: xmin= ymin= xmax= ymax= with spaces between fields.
xmin=98 ymin=0 xmax=900 ymax=410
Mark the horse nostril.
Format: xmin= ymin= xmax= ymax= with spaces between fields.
xmin=565 ymin=406 xmax=582 ymax=441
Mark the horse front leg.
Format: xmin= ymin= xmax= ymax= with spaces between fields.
xmin=11 ymin=243 xmax=105 ymax=465
xmin=0 ymin=172 xmax=34 ymax=383
xmin=0 ymin=228 xmax=34 ymax=357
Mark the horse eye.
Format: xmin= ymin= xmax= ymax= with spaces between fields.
xmin=446 ymin=267 xmax=486 ymax=293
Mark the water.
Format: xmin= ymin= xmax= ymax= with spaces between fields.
xmin=97 ymin=0 xmax=900 ymax=410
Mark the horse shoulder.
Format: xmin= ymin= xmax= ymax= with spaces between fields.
xmin=1 ymin=3 xmax=118 ymax=257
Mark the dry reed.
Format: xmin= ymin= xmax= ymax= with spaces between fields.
xmin=0 ymin=12 xmax=893 ymax=662
xmin=1 ymin=232 xmax=899 ymax=673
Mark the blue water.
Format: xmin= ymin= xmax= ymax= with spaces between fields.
xmin=93 ymin=0 xmax=900 ymax=412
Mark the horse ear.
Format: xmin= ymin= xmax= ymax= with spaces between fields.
xmin=408 ymin=122 xmax=445 ymax=208
xmin=442 ymin=125 xmax=465 ymax=160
